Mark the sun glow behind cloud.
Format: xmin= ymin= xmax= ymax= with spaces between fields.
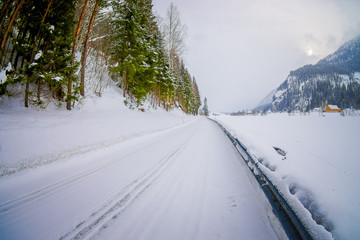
xmin=307 ymin=48 xmax=314 ymax=56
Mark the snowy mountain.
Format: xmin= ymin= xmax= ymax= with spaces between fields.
xmin=271 ymin=36 xmax=360 ymax=112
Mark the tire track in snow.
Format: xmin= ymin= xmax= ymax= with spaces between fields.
xmin=0 ymin=121 xmax=198 ymax=214
xmin=59 ymin=124 xmax=201 ymax=240
xmin=0 ymin=138 xmax=157 ymax=214
xmin=59 ymin=144 xmax=185 ymax=240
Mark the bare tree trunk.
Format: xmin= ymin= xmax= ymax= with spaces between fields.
xmin=24 ymin=35 xmax=32 ymax=107
xmin=67 ymin=0 xmax=89 ymax=110
xmin=72 ymin=0 xmax=88 ymax=63
xmin=80 ymin=0 xmax=100 ymax=97
xmin=0 ymin=0 xmax=24 ymax=58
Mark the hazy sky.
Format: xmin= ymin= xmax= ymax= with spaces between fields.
xmin=152 ymin=0 xmax=360 ymax=112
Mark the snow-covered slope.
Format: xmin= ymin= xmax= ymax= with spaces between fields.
xmin=0 ymin=86 xmax=192 ymax=175
xmin=210 ymin=113 xmax=360 ymax=240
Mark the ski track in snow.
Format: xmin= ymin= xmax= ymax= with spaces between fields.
xmin=0 ymin=118 xmax=279 ymax=240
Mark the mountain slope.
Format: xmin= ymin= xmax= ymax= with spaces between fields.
xmin=271 ymin=36 xmax=360 ymax=112
xmin=254 ymin=89 xmax=276 ymax=111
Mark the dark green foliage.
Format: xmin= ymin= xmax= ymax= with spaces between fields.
xmin=192 ymin=77 xmax=201 ymax=114
xmin=110 ymin=0 xmax=157 ymax=103
xmin=178 ymin=61 xmax=195 ymax=114
xmin=109 ymin=0 xmax=200 ymax=113
xmin=0 ymin=0 xmax=77 ymax=106
xmin=1 ymin=0 xmax=202 ymax=114
xmin=170 ymin=61 xmax=201 ymax=115
xmin=153 ymin=47 xmax=175 ymax=109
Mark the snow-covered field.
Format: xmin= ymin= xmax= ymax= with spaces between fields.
xmin=0 ymin=90 xmax=281 ymax=240
xmin=210 ymin=112 xmax=360 ymax=240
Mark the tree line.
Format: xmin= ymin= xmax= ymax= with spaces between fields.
xmin=0 ymin=0 xmax=201 ymax=114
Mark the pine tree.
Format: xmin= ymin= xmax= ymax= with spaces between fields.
xmin=109 ymin=0 xmax=159 ymax=104
xmin=180 ymin=63 xmax=195 ymax=114
xmin=192 ymin=76 xmax=201 ymax=114
xmin=24 ymin=0 xmax=54 ymax=107
xmin=203 ymin=97 xmax=209 ymax=116
xmin=153 ymin=35 xmax=175 ymax=109
xmin=0 ymin=0 xmax=77 ymax=106
xmin=19 ymin=0 xmax=77 ymax=107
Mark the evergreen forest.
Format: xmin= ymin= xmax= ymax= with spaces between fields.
xmin=0 ymin=0 xmax=202 ymax=115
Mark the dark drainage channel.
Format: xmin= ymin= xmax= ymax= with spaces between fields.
xmin=209 ymin=118 xmax=314 ymax=240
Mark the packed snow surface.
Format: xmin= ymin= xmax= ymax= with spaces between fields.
xmin=0 ymin=89 xmax=279 ymax=240
xmin=210 ymin=112 xmax=360 ymax=240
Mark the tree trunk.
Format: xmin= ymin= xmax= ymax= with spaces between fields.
xmin=80 ymin=0 xmax=100 ymax=97
xmin=37 ymin=79 xmax=41 ymax=103
xmin=72 ymin=0 xmax=88 ymax=63
xmin=24 ymin=80 xmax=30 ymax=107
xmin=123 ymin=68 xmax=127 ymax=97
xmin=67 ymin=0 xmax=89 ymax=110
xmin=1 ymin=0 xmax=24 ymax=54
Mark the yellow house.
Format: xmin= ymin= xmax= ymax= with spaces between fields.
xmin=326 ymin=105 xmax=341 ymax=112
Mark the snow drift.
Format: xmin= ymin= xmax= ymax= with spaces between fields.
xmin=210 ymin=112 xmax=360 ymax=240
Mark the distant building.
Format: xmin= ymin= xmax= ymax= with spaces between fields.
xmin=326 ymin=105 xmax=341 ymax=112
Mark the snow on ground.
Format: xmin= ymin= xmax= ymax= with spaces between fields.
xmin=0 ymin=87 xmax=192 ymax=176
xmin=0 ymin=90 xmax=281 ymax=240
xmin=210 ymin=112 xmax=360 ymax=240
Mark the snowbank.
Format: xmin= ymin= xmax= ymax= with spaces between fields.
xmin=0 ymin=87 xmax=193 ymax=175
xmin=210 ymin=112 xmax=360 ymax=240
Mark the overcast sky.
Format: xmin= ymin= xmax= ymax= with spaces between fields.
xmin=152 ymin=0 xmax=360 ymax=112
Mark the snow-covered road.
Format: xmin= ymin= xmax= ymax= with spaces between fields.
xmin=0 ymin=118 xmax=279 ymax=240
